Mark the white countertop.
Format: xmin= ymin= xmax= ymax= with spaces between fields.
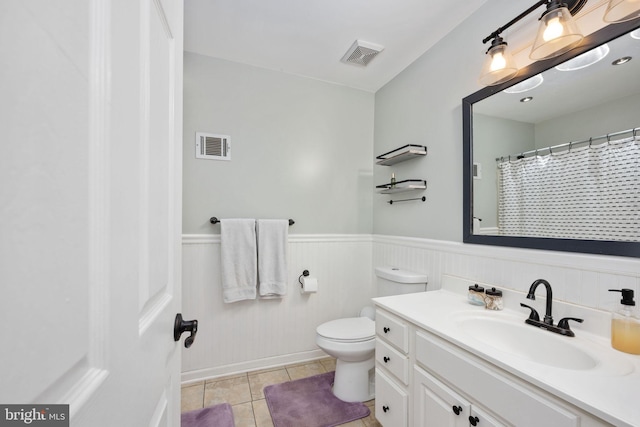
xmin=372 ymin=277 xmax=640 ymax=427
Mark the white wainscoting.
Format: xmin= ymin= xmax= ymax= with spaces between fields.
xmin=182 ymin=233 xmax=639 ymax=383
xmin=181 ymin=234 xmax=374 ymax=383
xmin=372 ymin=235 xmax=640 ymax=312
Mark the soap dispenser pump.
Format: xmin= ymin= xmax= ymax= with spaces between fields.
xmin=608 ymin=289 xmax=640 ymax=355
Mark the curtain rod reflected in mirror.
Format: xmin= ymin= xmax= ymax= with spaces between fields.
xmin=496 ymin=126 xmax=639 ymax=160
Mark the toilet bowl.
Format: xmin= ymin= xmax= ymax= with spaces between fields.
xmin=316 ymin=316 xmax=375 ymax=402
xmin=316 ymin=267 xmax=428 ymax=402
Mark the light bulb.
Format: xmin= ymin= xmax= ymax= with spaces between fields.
xmin=543 ymin=16 xmax=564 ymax=41
xmin=491 ymin=52 xmax=507 ymax=71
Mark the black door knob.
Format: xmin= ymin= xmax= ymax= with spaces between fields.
xmin=383 ymin=356 xmax=390 ymax=363
xmin=452 ymin=405 xmax=462 ymax=415
xmin=382 ymin=405 xmax=389 ymax=413
xmin=383 ymin=327 xmax=390 ymax=333
xmin=469 ymin=415 xmax=480 ymax=426
xmin=174 ymin=313 xmax=198 ymax=348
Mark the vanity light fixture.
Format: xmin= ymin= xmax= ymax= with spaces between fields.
xmin=520 ymin=96 xmax=534 ymax=102
xmin=530 ymin=0 xmax=584 ymax=60
xmin=479 ymin=0 xmax=587 ymax=86
xmin=603 ymin=0 xmax=640 ymax=23
xmin=478 ymin=36 xmax=519 ymax=86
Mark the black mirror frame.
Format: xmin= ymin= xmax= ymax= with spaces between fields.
xmin=462 ymin=18 xmax=640 ymax=258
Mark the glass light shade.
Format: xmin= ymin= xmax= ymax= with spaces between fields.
xmin=555 ymin=44 xmax=610 ymax=71
xmin=603 ymin=0 xmax=640 ymax=22
xmin=530 ymin=6 xmax=584 ymax=60
xmin=479 ymin=41 xmax=518 ymax=86
xmin=504 ymin=74 xmax=544 ymax=93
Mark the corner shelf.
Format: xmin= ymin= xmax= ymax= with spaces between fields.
xmin=376 ymin=179 xmax=427 ymax=194
xmin=376 ymin=144 xmax=427 ymax=166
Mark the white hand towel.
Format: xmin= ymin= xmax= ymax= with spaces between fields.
xmin=220 ymin=219 xmax=257 ymax=303
xmin=257 ymin=219 xmax=288 ymax=298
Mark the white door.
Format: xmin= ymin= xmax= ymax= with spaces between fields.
xmin=0 ymin=0 xmax=184 ymax=426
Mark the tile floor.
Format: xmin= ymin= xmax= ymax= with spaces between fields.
xmin=181 ymin=358 xmax=382 ymax=427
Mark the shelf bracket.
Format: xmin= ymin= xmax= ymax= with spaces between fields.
xmin=388 ymin=196 xmax=426 ymax=205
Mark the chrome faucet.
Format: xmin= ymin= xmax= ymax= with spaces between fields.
xmin=519 ymin=279 xmax=584 ymax=337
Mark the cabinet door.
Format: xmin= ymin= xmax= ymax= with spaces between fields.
xmin=414 ymin=366 xmax=470 ymax=427
xmin=375 ymin=369 xmax=408 ymax=427
xmin=470 ymin=406 xmax=509 ymax=427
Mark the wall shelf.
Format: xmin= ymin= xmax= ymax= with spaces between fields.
xmin=376 ymin=144 xmax=427 ymax=166
xmin=376 ymin=179 xmax=427 ymax=194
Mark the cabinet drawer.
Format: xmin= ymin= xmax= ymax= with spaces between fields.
xmin=375 ymin=369 xmax=408 ymax=427
xmin=415 ymin=331 xmax=579 ymax=427
xmin=376 ymin=338 xmax=409 ymax=385
xmin=376 ymin=310 xmax=409 ymax=353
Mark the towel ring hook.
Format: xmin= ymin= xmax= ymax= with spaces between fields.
xmin=606 ymin=133 xmax=611 ymax=144
xmin=568 ymin=141 xmax=573 ymax=152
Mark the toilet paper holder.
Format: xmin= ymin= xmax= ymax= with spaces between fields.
xmin=298 ymin=270 xmax=310 ymax=288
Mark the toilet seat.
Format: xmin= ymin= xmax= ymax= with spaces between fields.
xmin=316 ymin=317 xmax=375 ymax=343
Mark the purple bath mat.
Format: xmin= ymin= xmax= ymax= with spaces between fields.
xmin=181 ymin=403 xmax=235 ymax=427
xmin=264 ymin=371 xmax=370 ymax=427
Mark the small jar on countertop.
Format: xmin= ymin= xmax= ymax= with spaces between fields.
xmin=468 ymin=284 xmax=485 ymax=306
xmin=485 ymin=287 xmax=503 ymax=311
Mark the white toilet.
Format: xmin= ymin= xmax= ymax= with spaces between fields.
xmin=315 ymin=267 xmax=428 ymax=402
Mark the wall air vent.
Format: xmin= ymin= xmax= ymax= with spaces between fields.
xmin=195 ymin=132 xmax=231 ymax=161
xmin=341 ymin=40 xmax=384 ymax=66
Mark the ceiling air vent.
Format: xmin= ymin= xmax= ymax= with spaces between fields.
xmin=195 ymin=132 xmax=231 ymax=161
xmin=341 ymin=40 xmax=384 ymax=66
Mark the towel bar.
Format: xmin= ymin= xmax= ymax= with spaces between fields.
xmin=210 ymin=217 xmax=295 ymax=226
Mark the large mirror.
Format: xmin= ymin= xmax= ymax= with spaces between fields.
xmin=463 ymin=18 xmax=640 ymax=257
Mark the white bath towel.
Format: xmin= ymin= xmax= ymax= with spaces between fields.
xmin=256 ymin=219 xmax=288 ymax=298
xmin=220 ymin=219 xmax=257 ymax=303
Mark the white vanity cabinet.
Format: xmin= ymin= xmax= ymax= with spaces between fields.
xmin=375 ymin=309 xmax=410 ymax=427
xmin=374 ymin=306 xmax=613 ymax=427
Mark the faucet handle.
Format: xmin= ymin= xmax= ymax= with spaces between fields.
xmin=520 ymin=303 xmax=540 ymax=321
xmin=558 ymin=317 xmax=583 ymax=331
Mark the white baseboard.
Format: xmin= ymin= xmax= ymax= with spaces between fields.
xmin=180 ymin=349 xmax=327 ymax=385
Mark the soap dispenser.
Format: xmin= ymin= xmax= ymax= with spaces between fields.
xmin=608 ymin=289 xmax=640 ymax=355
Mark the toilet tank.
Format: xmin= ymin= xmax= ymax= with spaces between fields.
xmin=375 ymin=266 xmax=428 ymax=296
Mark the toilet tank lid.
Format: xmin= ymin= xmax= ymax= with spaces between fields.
xmin=375 ymin=266 xmax=428 ymax=284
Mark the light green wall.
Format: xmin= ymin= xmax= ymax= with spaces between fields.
xmin=535 ymin=92 xmax=640 ymax=148
xmin=373 ymin=0 xmax=527 ymax=240
xmin=182 ymin=53 xmax=374 ymax=234
xmin=473 ymin=114 xmax=534 ymax=228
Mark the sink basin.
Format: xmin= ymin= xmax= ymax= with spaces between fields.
xmin=455 ymin=313 xmax=598 ymax=370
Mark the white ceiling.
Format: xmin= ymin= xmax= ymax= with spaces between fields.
xmin=184 ymin=0 xmax=487 ymax=92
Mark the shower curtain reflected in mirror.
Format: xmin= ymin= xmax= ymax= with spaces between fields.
xmin=498 ymin=136 xmax=639 ymax=241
